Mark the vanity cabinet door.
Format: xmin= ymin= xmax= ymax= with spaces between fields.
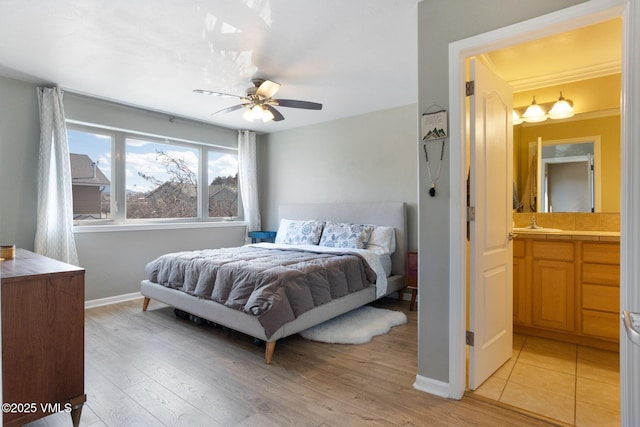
xmin=532 ymin=259 xmax=575 ymax=332
xmin=531 ymin=241 xmax=575 ymax=332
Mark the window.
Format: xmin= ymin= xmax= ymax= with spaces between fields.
xmin=68 ymin=124 xmax=239 ymax=224
xmin=125 ymin=138 xmax=199 ymax=219
xmin=68 ymin=128 xmax=112 ymax=221
xmin=208 ymin=150 xmax=238 ymax=218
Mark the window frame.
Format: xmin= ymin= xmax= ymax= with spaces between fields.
xmin=67 ymin=121 xmax=242 ymax=227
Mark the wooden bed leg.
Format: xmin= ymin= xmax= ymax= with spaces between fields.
xmin=265 ymin=341 xmax=276 ymax=364
xmin=142 ymin=297 xmax=150 ymax=312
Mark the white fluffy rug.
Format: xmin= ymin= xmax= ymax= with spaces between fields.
xmin=299 ymin=306 xmax=407 ymax=344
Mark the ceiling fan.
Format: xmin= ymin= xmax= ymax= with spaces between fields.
xmin=194 ymin=78 xmax=322 ymax=123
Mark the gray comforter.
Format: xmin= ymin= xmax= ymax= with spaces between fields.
xmin=145 ymin=246 xmax=377 ymax=338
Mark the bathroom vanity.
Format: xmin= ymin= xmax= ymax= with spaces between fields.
xmin=512 ymin=230 xmax=620 ymax=351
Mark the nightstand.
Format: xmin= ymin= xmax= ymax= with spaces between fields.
xmin=248 ymin=230 xmax=277 ymax=243
xmin=407 ymin=250 xmax=418 ymax=311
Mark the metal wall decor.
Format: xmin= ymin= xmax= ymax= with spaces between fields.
xmin=421 ymin=106 xmax=448 ymax=197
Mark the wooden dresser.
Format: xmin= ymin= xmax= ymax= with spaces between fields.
xmin=1 ymin=249 xmax=86 ymax=427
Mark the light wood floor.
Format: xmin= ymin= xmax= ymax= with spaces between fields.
xmin=25 ymin=298 xmax=558 ymax=427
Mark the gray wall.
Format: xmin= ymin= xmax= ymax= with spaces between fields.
xmin=417 ymin=0 xmax=587 ymax=384
xmin=0 ymin=76 xmax=40 ymax=250
xmin=74 ymin=225 xmax=246 ymax=301
xmin=64 ymin=93 xmax=238 ymax=149
xmin=258 ymin=104 xmax=418 ymax=251
xmin=0 ymin=75 xmax=245 ymax=301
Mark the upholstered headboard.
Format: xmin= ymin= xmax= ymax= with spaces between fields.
xmin=278 ymin=202 xmax=407 ymax=277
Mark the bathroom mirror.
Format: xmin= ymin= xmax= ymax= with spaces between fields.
xmin=538 ymin=139 xmax=599 ymax=212
xmin=521 ymin=137 xmax=602 ymax=212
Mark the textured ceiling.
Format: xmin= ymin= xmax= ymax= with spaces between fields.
xmin=0 ymin=0 xmax=418 ymax=133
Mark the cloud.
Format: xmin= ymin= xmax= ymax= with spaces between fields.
xmin=126 ymin=149 xmax=199 ymax=191
xmin=209 ymin=153 xmax=238 ymax=178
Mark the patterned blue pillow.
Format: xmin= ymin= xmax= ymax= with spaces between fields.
xmin=275 ymin=219 xmax=324 ymax=245
xmin=319 ymin=221 xmax=375 ymax=249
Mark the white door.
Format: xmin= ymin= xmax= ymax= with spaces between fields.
xmin=468 ymin=58 xmax=514 ymax=390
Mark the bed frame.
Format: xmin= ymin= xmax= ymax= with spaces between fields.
xmin=141 ymin=202 xmax=407 ymax=363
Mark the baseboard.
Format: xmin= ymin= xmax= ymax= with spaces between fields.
xmin=413 ymin=374 xmax=453 ymax=399
xmin=85 ymin=292 xmax=143 ymax=309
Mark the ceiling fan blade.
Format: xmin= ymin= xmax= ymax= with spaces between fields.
xmin=211 ymin=103 xmax=251 ymax=116
xmin=256 ymin=80 xmax=281 ymax=99
xmin=274 ymin=99 xmax=322 ymax=110
xmin=194 ymin=88 xmax=243 ymax=99
xmin=265 ymin=105 xmax=285 ymax=121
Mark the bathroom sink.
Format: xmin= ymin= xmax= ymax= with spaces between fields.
xmin=513 ymin=227 xmax=563 ymax=233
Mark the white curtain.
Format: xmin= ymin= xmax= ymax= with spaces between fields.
xmin=35 ymin=87 xmax=79 ymax=265
xmin=238 ymin=130 xmax=261 ymax=237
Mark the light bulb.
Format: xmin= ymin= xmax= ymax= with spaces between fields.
xmin=522 ymin=97 xmax=547 ymax=123
xmin=242 ymin=108 xmax=254 ymax=122
xmin=548 ymin=92 xmax=574 ymax=119
xmin=262 ymin=108 xmax=274 ymax=122
xmin=513 ymin=110 xmax=522 ymax=125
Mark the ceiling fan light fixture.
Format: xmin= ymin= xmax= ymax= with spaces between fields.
xmin=548 ymin=92 xmax=574 ymax=119
xmin=242 ymin=104 xmax=274 ymax=122
xmin=198 ymin=78 xmax=322 ymax=123
xmin=242 ymin=107 xmax=255 ymax=122
xmin=262 ymin=108 xmax=274 ymax=122
xmin=522 ymin=97 xmax=547 ymax=123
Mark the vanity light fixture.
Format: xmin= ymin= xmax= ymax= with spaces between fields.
xmin=514 ymin=92 xmax=574 ymax=124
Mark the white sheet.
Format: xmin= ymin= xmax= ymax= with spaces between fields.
xmin=249 ymin=242 xmax=389 ymax=298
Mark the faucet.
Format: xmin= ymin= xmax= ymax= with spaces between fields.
xmin=529 ymin=215 xmax=541 ymax=229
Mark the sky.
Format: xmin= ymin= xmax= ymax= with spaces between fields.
xmin=68 ymin=129 xmax=238 ymax=193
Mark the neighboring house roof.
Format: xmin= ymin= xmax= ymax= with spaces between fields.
xmin=70 ymin=153 xmax=110 ymax=186
xmin=145 ymin=181 xmax=197 ymax=200
xmin=208 ymin=184 xmax=237 ymax=200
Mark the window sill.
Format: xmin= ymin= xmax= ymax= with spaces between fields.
xmin=73 ymin=220 xmax=247 ymax=234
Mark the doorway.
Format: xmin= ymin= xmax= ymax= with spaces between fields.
xmin=447 ymin=1 xmax=640 ymax=425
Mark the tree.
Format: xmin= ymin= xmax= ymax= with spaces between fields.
xmin=127 ymin=150 xmax=198 ymax=218
xmin=210 ymin=174 xmax=237 ymax=187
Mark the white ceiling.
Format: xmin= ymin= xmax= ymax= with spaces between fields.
xmin=0 ymin=0 xmax=418 ymax=133
xmin=0 ymin=2 xmax=621 ymax=134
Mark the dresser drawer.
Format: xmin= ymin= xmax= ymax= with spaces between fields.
xmin=583 ymin=242 xmax=619 ymax=264
xmin=582 ymin=263 xmax=619 ymax=286
xmin=582 ymin=310 xmax=619 ymax=340
xmin=532 ymin=241 xmax=574 ymax=261
xmin=582 ymin=284 xmax=619 ymax=312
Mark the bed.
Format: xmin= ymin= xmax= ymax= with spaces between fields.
xmin=140 ymin=202 xmax=407 ymax=363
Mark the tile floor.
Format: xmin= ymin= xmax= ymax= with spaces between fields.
xmin=472 ymin=334 xmax=620 ymax=426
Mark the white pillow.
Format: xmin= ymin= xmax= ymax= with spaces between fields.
xmin=274 ymin=219 xmax=324 ymax=245
xmin=366 ymin=226 xmax=396 ymax=254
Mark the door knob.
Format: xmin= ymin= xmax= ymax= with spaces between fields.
xmin=622 ymin=311 xmax=640 ymax=347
